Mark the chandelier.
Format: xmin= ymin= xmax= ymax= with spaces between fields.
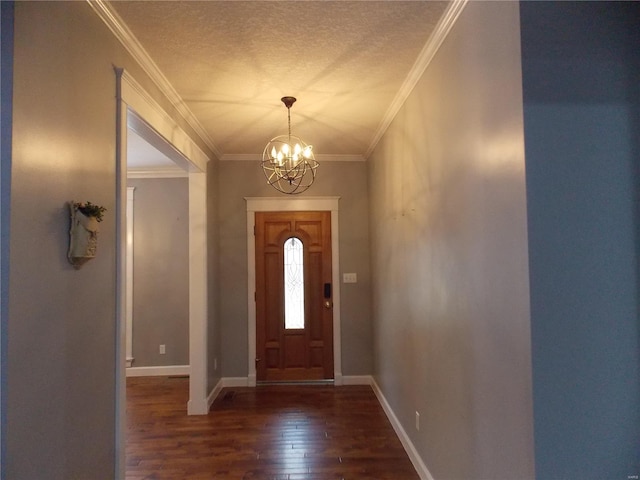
xmin=261 ymin=96 xmax=319 ymax=194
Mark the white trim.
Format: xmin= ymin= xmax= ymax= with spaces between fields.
xmin=315 ymin=154 xmax=366 ymax=163
xmin=246 ymin=209 xmax=257 ymax=388
xmin=245 ymin=196 xmax=340 ymax=213
xmin=187 ymin=172 xmax=208 ymax=415
xmin=206 ymin=377 xmax=251 ymax=409
xmin=115 ymin=66 xmax=211 ymax=476
xmin=209 ymin=376 xmax=371 ymax=387
xmin=207 ymin=379 xmax=223 ymax=409
xmin=330 ymin=207 xmax=342 ymax=386
xmin=87 ymin=0 xmax=220 ymax=158
xmin=341 ymin=375 xmax=373 ymax=385
xmin=245 ymin=197 xmax=343 ymax=387
xmin=365 ymin=0 xmax=469 ymax=158
xmin=126 ymin=365 xmax=190 ymax=377
xmin=125 ymin=187 xmax=135 ymax=368
xmin=114 ymin=77 xmax=128 ymax=480
xmin=122 ymin=75 xmax=209 ymax=173
xmin=371 ymin=379 xmax=435 ymax=480
xmin=222 ymin=377 xmax=251 ymax=388
xmin=127 ymin=167 xmax=189 ymax=179
xmin=221 ymin=153 xmax=365 ymax=163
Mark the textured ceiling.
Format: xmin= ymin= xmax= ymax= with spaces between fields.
xmin=127 ymin=128 xmax=175 ymax=170
xmin=111 ymin=1 xmax=450 ymax=160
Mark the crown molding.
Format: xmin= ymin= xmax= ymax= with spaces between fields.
xmin=221 ymin=153 xmax=365 ymax=162
xmin=127 ymin=167 xmax=189 ymax=179
xmin=316 ymin=154 xmax=366 ymax=162
xmin=365 ymin=0 xmax=469 ymax=159
xmin=87 ymin=0 xmax=222 ymax=159
xmin=91 ymin=0 xmax=466 ymax=163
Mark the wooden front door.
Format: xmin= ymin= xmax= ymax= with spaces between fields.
xmin=255 ymin=211 xmax=333 ymax=382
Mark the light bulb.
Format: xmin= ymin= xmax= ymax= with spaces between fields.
xmin=282 ymin=143 xmax=289 ymax=155
xmin=303 ymin=145 xmax=313 ymax=158
xmin=271 ymin=146 xmax=277 ymax=159
xmin=294 ymin=143 xmax=302 ymax=155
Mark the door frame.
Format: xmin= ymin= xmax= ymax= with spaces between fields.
xmin=246 ymin=197 xmax=342 ymax=386
xmin=115 ymin=69 xmax=210 ymax=477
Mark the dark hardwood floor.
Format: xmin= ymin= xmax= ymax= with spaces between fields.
xmin=126 ymin=377 xmax=420 ymax=479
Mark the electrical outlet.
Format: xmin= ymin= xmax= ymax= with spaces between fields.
xmin=159 ymin=344 xmax=166 ymax=355
xmin=415 ymin=411 xmax=420 ymax=431
xmin=343 ymin=273 xmax=357 ymax=283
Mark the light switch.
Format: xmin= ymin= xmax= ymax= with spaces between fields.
xmin=343 ymin=273 xmax=357 ymax=283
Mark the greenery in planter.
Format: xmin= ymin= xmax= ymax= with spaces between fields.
xmin=75 ymin=201 xmax=106 ymax=222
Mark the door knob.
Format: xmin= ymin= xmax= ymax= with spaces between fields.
xmin=324 ymin=300 xmax=332 ymax=309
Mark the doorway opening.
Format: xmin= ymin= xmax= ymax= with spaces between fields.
xmin=115 ymin=68 xmax=210 ymax=477
xmin=125 ymin=119 xmax=190 ymax=376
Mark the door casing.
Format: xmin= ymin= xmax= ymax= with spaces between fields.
xmin=115 ymin=68 xmax=210 ymax=478
xmin=246 ymin=197 xmax=342 ymax=386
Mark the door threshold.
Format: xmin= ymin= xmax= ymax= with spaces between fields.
xmin=256 ymin=379 xmax=335 ymax=386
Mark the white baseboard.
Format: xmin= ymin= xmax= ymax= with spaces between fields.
xmin=222 ymin=377 xmax=250 ymax=387
xmin=206 ymin=377 xmax=249 ymax=409
xmin=207 ymin=376 xmax=370 ymax=389
xmin=342 ymin=375 xmax=373 ymax=385
xmin=207 ymin=378 xmax=224 ymax=409
xmin=187 ymin=397 xmax=209 ymax=415
xmin=371 ymin=378 xmax=435 ymax=480
xmin=126 ymin=365 xmax=190 ymax=377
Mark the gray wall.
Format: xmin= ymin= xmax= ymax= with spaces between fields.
xmin=217 ymin=160 xmax=371 ymax=377
xmin=5 ymin=2 xmax=214 ymax=478
xmin=521 ymin=2 xmax=640 ymax=477
xmin=128 ymin=178 xmax=189 ymax=367
xmin=1 ymin=3 xmax=14 ymax=475
xmin=368 ymin=2 xmax=534 ymax=478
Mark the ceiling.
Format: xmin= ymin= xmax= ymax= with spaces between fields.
xmin=110 ymin=1 xmax=451 ymax=163
xmin=127 ymin=129 xmax=176 ymax=170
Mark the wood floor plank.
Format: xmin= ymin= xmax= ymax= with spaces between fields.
xmin=126 ymin=377 xmax=419 ymax=479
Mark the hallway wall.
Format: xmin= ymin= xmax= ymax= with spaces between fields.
xmin=368 ymin=2 xmax=534 ymax=478
xmin=5 ymin=3 xmax=215 ymax=478
xmin=128 ymin=178 xmax=189 ymax=368
xmin=217 ymin=160 xmax=372 ymax=378
xmin=521 ymin=2 xmax=640 ymax=477
xmin=0 ymin=4 xmax=14 ymax=474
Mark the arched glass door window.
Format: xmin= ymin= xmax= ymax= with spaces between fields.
xmin=284 ymin=237 xmax=304 ymax=329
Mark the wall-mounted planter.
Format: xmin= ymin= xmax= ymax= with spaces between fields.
xmin=68 ymin=201 xmax=105 ymax=269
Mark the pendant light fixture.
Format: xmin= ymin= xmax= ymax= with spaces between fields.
xmin=261 ymin=96 xmax=318 ymax=194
